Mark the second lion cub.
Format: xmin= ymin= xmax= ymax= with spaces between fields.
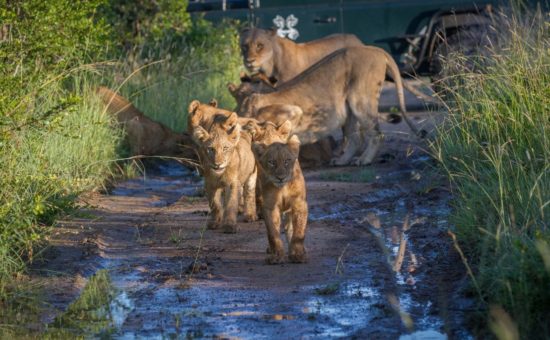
xmin=252 ymin=122 xmax=308 ymax=264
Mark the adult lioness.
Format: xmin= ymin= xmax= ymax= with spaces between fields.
xmin=240 ymin=28 xmax=363 ymax=85
xmin=190 ymin=108 xmax=257 ymax=233
xmin=238 ymin=46 xmax=425 ymax=166
xmin=252 ymin=133 xmax=308 ymax=264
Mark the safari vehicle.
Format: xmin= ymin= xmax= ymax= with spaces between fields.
xmin=187 ymin=0 xmax=503 ymax=76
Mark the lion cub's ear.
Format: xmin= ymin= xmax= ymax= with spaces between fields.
xmin=224 ymin=112 xmax=241 ymax=141
xmin=277 ymin=120 xmax=292 ymax=140
xmin=188 ymin=100 xmax=201 ymax=114
xmin=287 ymin=135 xmax=301 ymax=157
xmin=208 ymin=99 xmax=218 ymax=107
xmin=192 ymin=126 xmax=210 ymax=144
xmin=252 ymin=143 xmax=266 ymax=159
xmin=242 ymin=119 xmax=260 ymax=139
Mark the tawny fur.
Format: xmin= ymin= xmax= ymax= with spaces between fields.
xmin=237 ymin=46 xmax=424 ymax=166
xmin=188 ymin=101 xmax=257 ymax=233
xmin=239 ymin=28 xmax=363 ymax=85
xmin=97 ymin=86 xmax=194 ymax=158
xmin=251 ymin=124 xmax=308 ymax=264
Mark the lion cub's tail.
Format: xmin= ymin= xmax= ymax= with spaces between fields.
xmin=384 ymin=57 xmax=427 ymax=138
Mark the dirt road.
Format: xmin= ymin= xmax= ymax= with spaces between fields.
xmin=32 ymin=85 xmax=475 ymax=339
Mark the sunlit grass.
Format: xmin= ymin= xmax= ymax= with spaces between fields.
xmin=115 ymin=22 xmax=243 ymax=132
xmin=0 ymin=74 xmax=123 ymax=288
xmin=431 ymin=9 xmax=549 ymax=338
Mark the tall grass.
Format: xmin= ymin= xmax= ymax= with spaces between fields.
xmin=0 ymin=74 xmax=123 ymax=286
xmin=432 ymin=9 xmax=549 ymax=338
xmin=115 ymin=20 xmax=242 ymax=132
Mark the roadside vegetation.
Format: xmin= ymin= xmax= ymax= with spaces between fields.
xmin=432 ymin=8 xmax=549 ymax=338
xmin=0 ymin=0 xmax=241 ymax=332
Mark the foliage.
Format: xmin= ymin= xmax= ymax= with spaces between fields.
xmin=0 ymin=0 xmax=111 ymax=119
xmin=0 ymin=0 xmax=242 ymax=335
xmin=100 ymin=0 xmax=192 ymax=59
xmin=115 ymin=18 xmax=243 ymax=132
xmin=0 ymin=0 xmax=122 ymax=287
xmin=432 ymin=9 xmax=550 ymax=338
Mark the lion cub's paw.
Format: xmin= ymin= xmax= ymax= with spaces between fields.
xmin=207 ymin=219 xmax=221 ymax=230
xmin=289 ymin=245 xmax=307 ymax=263
xmin=243 ymin=213 xmax=258 ymax=222
xmin=265 ymin=248 xmax=285 ymax=265
xmin=222 ymin=223 xmax=239 ymax=234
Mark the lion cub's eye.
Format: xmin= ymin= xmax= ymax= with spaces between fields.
xmin=223 ymin=146 xmax=229 ymax=152
xmin=268 ymin=160 xmax=276 ymax=167
xmin=207 ymin=147 xmax=215 ymax=154
xmin=284 ymin=159 xmax=291 ymax=166
xmin=256 ymin=43 xmax=263 ymax=51
xmin=241 ymin=45 xmax=248 ymax=52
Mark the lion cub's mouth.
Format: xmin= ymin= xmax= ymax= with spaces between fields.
xmin=245 ymin=63 xmax=259 ymax=72
xmin=210 ymin=165 xmax=227 ymax=174
xmin=271 ymin=177 xmax=289 ymax=187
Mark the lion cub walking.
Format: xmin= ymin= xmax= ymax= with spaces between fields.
xmin=188 ymin=100 xmax=257 ymax=233
xmin=251 ymin=121 xmax=308 ymax=264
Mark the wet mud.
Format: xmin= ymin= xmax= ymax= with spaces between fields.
xmin=32 ymin=110 xmax=475 ymax=339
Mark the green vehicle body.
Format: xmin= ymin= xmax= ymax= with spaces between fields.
xmin=188 ymin=0 xmax=504 ymax=75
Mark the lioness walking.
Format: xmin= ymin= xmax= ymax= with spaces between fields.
xmin=237 ymin=46 xmax=424 ymax=166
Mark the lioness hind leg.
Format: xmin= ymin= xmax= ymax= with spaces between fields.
xmin=331 ymin=113 xmax=362 ymax=166
xmin=288 ymin=199 xmax=308 ymax=263
xmin=243 ymin=169 xmax=258 ymax=222
xmin=354 ymin=101 xmax=382 ymax=166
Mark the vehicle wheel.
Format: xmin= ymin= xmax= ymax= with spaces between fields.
xmin=430 ymin=25 xmax=495 ymax=96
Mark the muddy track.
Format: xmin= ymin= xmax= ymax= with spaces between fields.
xmin=33 ymin=110 xmax=475 ymax=339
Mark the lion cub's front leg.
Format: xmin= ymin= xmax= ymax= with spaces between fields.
xmin=242 ymin=168 xmax=258 ymax=222
xmin=288 ymin=198 xmax=308 ymax=263
xmin=263 ymin=205 xmax=285 ymax=264
xmin=222 ymin=181 xmax=240 ymax=234
xmin=206 ymin=185 xmax=223 ymax=230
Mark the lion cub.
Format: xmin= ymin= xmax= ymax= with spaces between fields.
xmin=252 ymin=122 xmax=308 ymax=264
xmin=188 ymin=101 xmax=257 ymax=233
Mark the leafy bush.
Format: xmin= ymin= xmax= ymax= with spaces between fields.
xmin=0 ymin=0 xmax=121 ymax=287
xmin=432 ymin=9 xmax=550 ymax=338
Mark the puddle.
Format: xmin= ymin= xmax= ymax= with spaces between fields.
xmin=111 ymin=160 xmax=203 ymax=205
xmin=44 ymin=153 xmax=470 ymax=339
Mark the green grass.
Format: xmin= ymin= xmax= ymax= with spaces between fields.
xmin=319 ymin=169 xmax=376 ymax=183
xmin=0 ymin=3 xmax=243 ymax=334
xmin=0 ymin=75 xmax=124 ymax=287
xmin=116 ymin=20 xmax=243 ymax=132
xmin=431 ymin=9 xmax=549 ymax=338
xmin=1 ymin=270 xmax=122 ymax=338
